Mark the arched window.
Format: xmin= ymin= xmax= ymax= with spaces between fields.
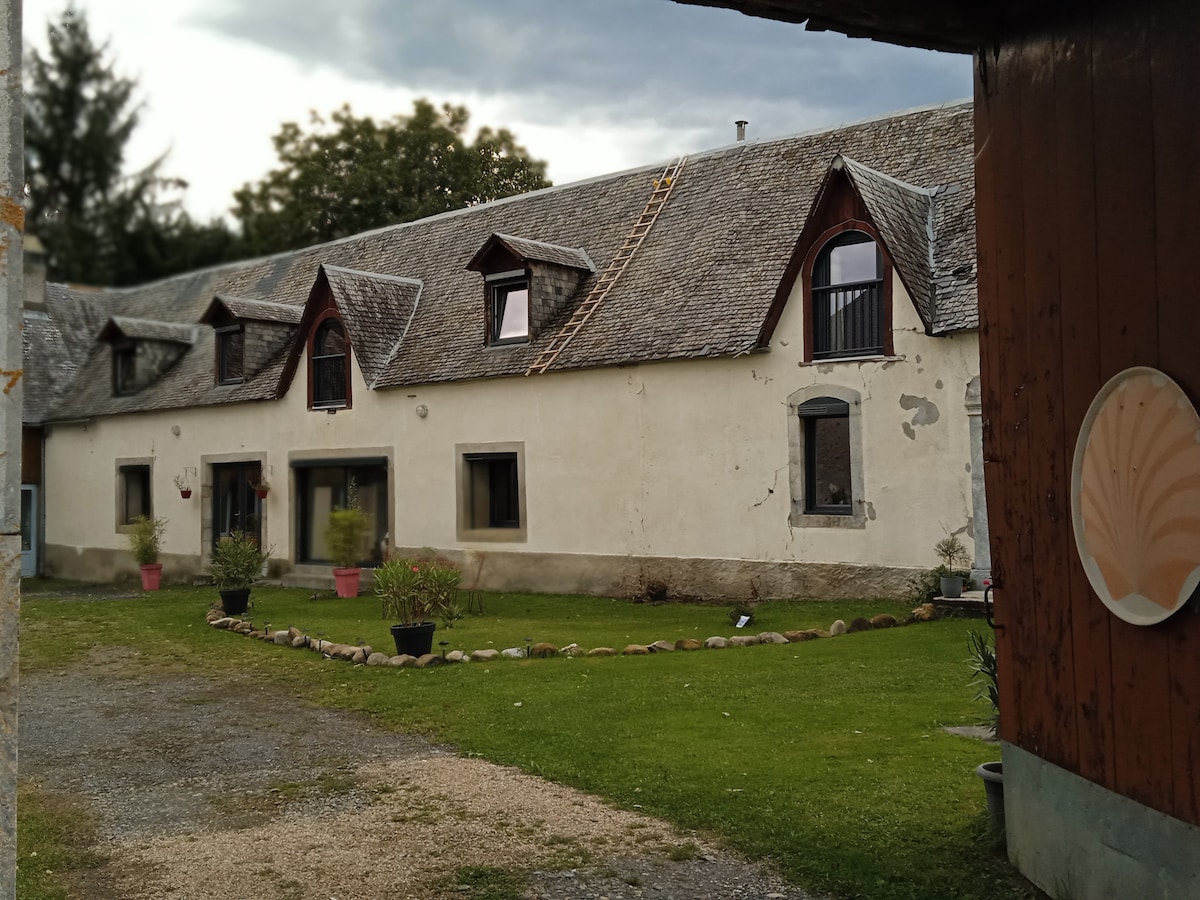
xmin=310 ymin=316 xmax=350 ymax=409
xmin=811 ymin=231 xmax=884 ymax=359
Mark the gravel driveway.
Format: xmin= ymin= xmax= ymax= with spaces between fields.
xmin=21 ymin=664 xmax=821 ymax=899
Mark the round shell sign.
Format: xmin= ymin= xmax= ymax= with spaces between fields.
xmin=1071 ymin=367 xmax=1200 ymax=625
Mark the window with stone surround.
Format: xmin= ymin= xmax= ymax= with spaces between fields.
xmin=456 ymin=442 xmax=527 ymax=542
xmin=116 ymin=460 xmax=152 ymax=528
xmin=787 ymin=386 xmax=865 ymax=528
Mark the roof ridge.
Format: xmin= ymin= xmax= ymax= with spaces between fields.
xmin=320 ymin=264 xmax=424 ymax=288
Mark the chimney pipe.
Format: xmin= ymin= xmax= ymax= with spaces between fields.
xmin=735 ymin=120 xmax=748 ymax=142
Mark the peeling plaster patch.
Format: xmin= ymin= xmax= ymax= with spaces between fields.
xmin=866 ymin=501 xmax=877 ymax=521
xmin=935 ymin=379 xmax=944 ymax=390
xmin=965 ymin=462 xmax=971 ymax=473
xmin=917 ymin=368 xmax=924 ymax=374
xmin=915 ymin=355 xmax=922 ymax=364
xmin=902 ymin=421 xmax=916 ymax=440
xmin=900 ymin=394 xmax=940 ymax=426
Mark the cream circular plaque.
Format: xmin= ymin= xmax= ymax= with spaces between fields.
xmin=1071 ymin=367 xmax=1200 ymax=625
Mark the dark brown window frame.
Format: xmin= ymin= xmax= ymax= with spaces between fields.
xmin=113 ymin=341 xmax=137 ymax=396
xmin=801 ymin=220 xmax=893 ymax=363
xmin=216 ymin=324 xmax=245 ymax=385
xmin=307 ymin=311 xmax=352 ymax=410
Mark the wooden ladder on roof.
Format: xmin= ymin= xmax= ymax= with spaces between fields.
xmin=525 ymin=156 xmax=687 ymax=376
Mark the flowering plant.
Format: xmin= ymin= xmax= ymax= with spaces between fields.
xmin=376 ymin=556 xmax=461 ymax=626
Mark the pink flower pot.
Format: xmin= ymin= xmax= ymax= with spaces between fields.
xmin=333 ymin=567 xmax=362 ymax=598
xmin=140 ymin=563 xmax=163 ymax=591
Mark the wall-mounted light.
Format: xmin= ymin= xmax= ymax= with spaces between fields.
xmin=415 ymin=404 xmax=428 ymax=418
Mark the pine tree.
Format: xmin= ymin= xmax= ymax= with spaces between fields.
xmin=24 ymin=6 xmax=237 ymax=286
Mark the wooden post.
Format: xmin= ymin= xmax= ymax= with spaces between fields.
xmin=0 ymin=0 xmax=22 ymax=897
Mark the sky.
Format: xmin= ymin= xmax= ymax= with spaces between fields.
xmin=21 ymin=0 xmax=972 ymax=223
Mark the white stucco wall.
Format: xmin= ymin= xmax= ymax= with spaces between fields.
xmin=41 ymin=271 xmax=979 ymax=593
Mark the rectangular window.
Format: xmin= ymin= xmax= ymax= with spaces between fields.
xmin=217 ymin=326 xmax=245 ymax=385
xmin=294 ymin=460 xmax=388 ymax=564
xmin=804 ymin=416 xmax=852 ymax=514
xmin=456 ymin=442 xmax=526 ymax=542
xmin=118 ymin=464 xmax=151 ymax=525
xmin=113 ymin=343 xmax=137 ymax=396
xmin=490 ymin=280 xmax=529 ymax=344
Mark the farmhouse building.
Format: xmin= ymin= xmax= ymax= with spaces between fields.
xmin=21 ymin=101 xmax=983 ymax=601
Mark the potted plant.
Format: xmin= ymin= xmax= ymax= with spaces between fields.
xmin=325 ymin=505 xmax=370 ymax=597
xmin=934 ymin=534 xmax=971 ymax=599
xmin=206 ymin=530 xmax=270 ymax=616
xmin=252 ymin=479 xmax=270 ymax=500
xmin=173 ymin=473 xmax=192 ymax=499
xmin=967 ymin=629 xmax=1004 ymax=826
xmin=376 ymin=555 xmax=461 ymax=657
xmin=126 ymin=515 xmax=167 ymax=591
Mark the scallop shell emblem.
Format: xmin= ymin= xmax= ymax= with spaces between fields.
xmin=1071 ymin=367 xmax=1200 ymax=625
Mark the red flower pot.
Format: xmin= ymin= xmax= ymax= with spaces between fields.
xmin=140 ymin=563 xmax=163 ymax=591
xmin=180 ymin=489 xmax=192 ymax=499
xmin=255 ymin=488 xmax=269 ymax=500
xmin=333 ymin=567 xmax=362 ymax=598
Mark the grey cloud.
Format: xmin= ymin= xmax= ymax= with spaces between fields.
xmin=195 ymin=0 xmax=969 ymax=145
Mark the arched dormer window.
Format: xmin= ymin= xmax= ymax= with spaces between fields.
xmin=811 ymin=230 xmax=884 ymax=359
xmin=309 ymin=315 xmax=350 ymax=409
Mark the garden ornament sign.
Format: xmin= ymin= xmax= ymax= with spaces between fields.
xmin=1071 ymin=367 xmax=1200 ymax=625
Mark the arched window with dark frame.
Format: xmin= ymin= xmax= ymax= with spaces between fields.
xmin=310 ymin=316 xmax=350 ymax=409
xmin=811 ymin=231 xmax=884 ymax=359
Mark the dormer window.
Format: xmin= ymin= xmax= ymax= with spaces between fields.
xmin=113 ymin=342 xmax=137 ymax=396
xmin=490 ymin=278 xmax=529 ymax=344
xmin=216 ymin=325 xmax=245 ymax=385
xmin=310 ymin=314 xmax=350 ymax=409
xmin=811 ymin=231 xmax=884 ymax=359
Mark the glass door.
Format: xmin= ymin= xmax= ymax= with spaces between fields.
xmin=20 ymin=485 xmax=36 ymax=577
xmin=212 ymin=463 xmax=263 ymax=547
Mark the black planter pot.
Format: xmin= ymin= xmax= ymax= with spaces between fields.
xmin=390 ymin=622 xmax=436 ymax=657
xmin=220 ymin=588 xmax=251 ymax=617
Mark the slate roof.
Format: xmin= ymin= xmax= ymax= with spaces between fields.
xmin=96 ymin=316 xmax=197 ymax=345
xmin=34 ymin=100 xmax=976 ymax=423
xmin=202 ymin=296 xmax=304 ymax=325
xmin=467 ymin=234 xmax=596 ymax=272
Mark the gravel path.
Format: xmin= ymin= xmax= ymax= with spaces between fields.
xmin=21 ymin=666 xmax=822 ymax=900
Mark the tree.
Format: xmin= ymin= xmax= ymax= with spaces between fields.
xmin=233 ymin=100 xmax=551 ymax=256
xmin=24 ymin=6 xmax=238 ymax=286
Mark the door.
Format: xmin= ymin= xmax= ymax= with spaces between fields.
xmin=20 ymin=485 xmax=37 ymax=577
xmin=212 ymin=463 xmax=263 ymax=547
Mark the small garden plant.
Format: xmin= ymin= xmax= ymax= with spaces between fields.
xmin=126 ymin=515 xmax=166 ymax=566
xmin=376 ymin=555 xmax=462 ymax=626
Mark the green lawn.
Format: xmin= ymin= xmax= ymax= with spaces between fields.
xmin=18 ymin=581 xmax=1031 ymax=900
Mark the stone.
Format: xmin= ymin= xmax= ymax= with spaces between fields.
xmin=648 ymin=640 xmax=674 ymax=652
xmin=757 ymin=631 xmax=788 ymax=644
xmin=388 ymin=654 xmax=416 ymax=667
xmin=729 ymin=635 xmax=760 ymax=647
xmin=871 ymin=613 xmax=899 ymax=628
xmin=560 ymin=643 xmax=585 ymax=657
xmin=350 ymin=648 xmax=368 ymax=665
xmin=287 ymin=626 xmax=304 ymax=641
xmin=366 ymin=652 xmax=390 ymax=666
xmin=911 ymin=602 xmax=938 ymax=621
xmin=272 ymin=631 xmax=291 ymax=645
xmin=445 ymin=650 xmax=468 ymax=663
xmin=675 ymin=638 xmax=702 ymax=651
xmin=233 ymin=622 xmax=254 ymax=635
xmin=622 ymin=644 xmax=650 ymax=655
xmin=471 ymin=649 xmax=501 ymax=662
xmin=530 ymin=642 xmax=559 ymax=658
xmin=588 ymin=647 xmax=616 ymax=656
xmin=414 ymin=653 xmax=444 ymax=668
xmin=360 ymin=645 xmax=373 ymax=657
xmin=501 ymin=648 xmax=524 ymax=659
xmin=210 ymin=617 xmax=235 ymax=630
xmin=830 ymin=619 xmax=847 ymax=636
xmin=291 ymin=635 xmax=309 ymax=649
xmin=846 ymin=617 xmax=874 ymax=634
xmin=205 ymin=608 xmax=225 ymax=624
xmin=703 ymin=636 xmax=730 ymax=649
xmin=249 ymin=629 xmax=267 ymax=640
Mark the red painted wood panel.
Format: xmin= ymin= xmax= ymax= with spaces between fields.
xmin=1016 ymin=30 xmax=1079 ymax=772
xmin=1151 ymin=3 xmax=1200 ymax=824
xmin=1089 ymin=3 xmax=1176 ymax=815
xmin=973 ymin=47 xmax=1022 ymax=744
xmin=979 ymin=1 xmax=1200 ymax=825
xmin=1050 ymin=14 xmax=1116 ymax=789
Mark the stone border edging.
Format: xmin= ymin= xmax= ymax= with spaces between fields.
xmin=205 ymin=603 xmax=941 ymax=668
